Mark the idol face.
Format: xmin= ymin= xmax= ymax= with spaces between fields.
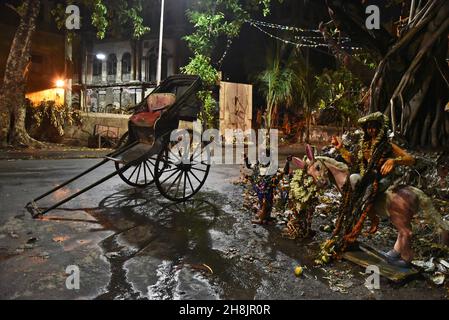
xmin=365 ymin=121 xmax=380 ymax=139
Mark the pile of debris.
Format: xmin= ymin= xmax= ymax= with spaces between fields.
xmin=238 ymin=143 xmax=449 ymax=288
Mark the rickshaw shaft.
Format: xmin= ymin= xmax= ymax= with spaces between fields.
xmin=31 ymin=141 xmax=139 ymax=203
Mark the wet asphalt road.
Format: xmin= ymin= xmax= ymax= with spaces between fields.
xmin=0 ymin=159 xmax=447 ymax=300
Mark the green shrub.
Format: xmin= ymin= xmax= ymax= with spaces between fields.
xmin=26 ymin=100 xmax=82 ymax=143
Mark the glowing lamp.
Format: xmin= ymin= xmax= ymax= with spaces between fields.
xmin=96 ymin=53 xmax=106 ymax=60
xmin=55 ymin=79 xmax=65 ymax=88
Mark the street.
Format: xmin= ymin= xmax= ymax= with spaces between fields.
xmin=0 ymin=159 xmax=446 ymax=300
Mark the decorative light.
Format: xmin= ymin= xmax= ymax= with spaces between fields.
xmin=246 ymin=20 xmax=364 ymax=53
xmin=96 ymin=53 xmax=106 ymax=60
xmin=217 ymin=39 xmax=233 ymax=67
xmin=55 ymin=79 xmax=65 ymax=88
xmin=247 ymin=19 xmax=321 ymax=33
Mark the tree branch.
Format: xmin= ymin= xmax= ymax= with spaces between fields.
xmin=410 ymin=0 xmax=439 ymax=28
xmin=319 ymin=22 xmax=375 ymax=87
xmin=5 ymin=3 xmax=22 ymax=17
xmin=391 ymin=5 xmax=449 ymax=103
xmin=325 ymin=0 xmax=394 ymax=60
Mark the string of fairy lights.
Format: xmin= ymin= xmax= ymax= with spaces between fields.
xmin=247 ymin=19 xmax=321 ymax=33
xmin=245 ymin=19 xmax=364 ymax=52
xmin=217 ymin=38 xmax=233 ymax=67
xmin=215 ymin=19 xmax=364 ymax=66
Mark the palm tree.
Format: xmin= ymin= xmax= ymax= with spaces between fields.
xmin=290 ymin=49 xmax=322 ymax=143
xmin=257 ymin=46 xmax=295 ymax=130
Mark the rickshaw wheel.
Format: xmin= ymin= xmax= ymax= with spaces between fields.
xmin=115 ymin=156 xmax=157 ymax=188
xmin=115 ymin=131 xmax=157 ymax=188
xmin=115 ymin=131 xmax=129 ymax=150
xmin=154 ymin=139 xmax=211 ymax=202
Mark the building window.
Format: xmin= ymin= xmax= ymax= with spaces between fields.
xmin=145 ymin=47 xmax=168 ymax=83
xmin=93 ymin=57 xmax=102 ymax=76
xmin=107 ymin=54 xmax=117 ymax=76
xmin=122 ymin=53 xmax=131 ymax=75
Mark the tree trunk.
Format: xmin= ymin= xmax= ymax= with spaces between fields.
xmin=0 ymin=0 xmax=42 ymax=147
xmin=0 ymin=108 xmax=10 ymax=148
xmin=370 ymin=0 xmax=449 ymax=149
xmin=271 ymin=104 xmax=279 ymax=128
xmin=305 ymin=103 xmax=311 ymax=143
xmin=325 ymin=0 xmax=449 ymax=149
xmin=65 ymin=31 xmax=73 ymax=110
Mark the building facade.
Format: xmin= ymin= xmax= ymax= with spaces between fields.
xmin=1 ymin=0 xmax=191 ymax=114
xmin=76 ymin=0 xmax=191 ymax=114
xmin=79 ymin=37 xmax=181 ymax=114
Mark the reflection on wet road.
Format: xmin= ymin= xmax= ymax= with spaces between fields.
xmin=85 ymin=186 xmax=328 ymax=300
xmin=1 ymin=160 xmax=446 ymax=300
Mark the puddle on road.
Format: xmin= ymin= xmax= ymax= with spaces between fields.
xmin=86 ymin=185 xmax=346 ymax=300
xmin=88 ymin=187 xmax=226 ymax=300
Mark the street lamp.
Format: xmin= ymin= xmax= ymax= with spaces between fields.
xmin=56 ymin=79 xmax=65 ymax=88
xmin=96 ymin=53 xmax=106 ymax=61
xmin=156 ymin=0 xmax=165 ymax=86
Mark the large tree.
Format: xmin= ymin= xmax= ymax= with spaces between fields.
xmin=0 ymin=0 xmax=150 ymax=148
xmin=324 ymin=0 xmax=449 ymax=149
xmin=0 ymin=0 xmax=41 ymax=147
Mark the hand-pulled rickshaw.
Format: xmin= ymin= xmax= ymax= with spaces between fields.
xmin=27 ymin=75 xmax=212 ymax=218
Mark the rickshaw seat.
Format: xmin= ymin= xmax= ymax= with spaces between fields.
xmin=130 ymin=93 xmax=176 ymax=128
xmin=147 ymin=93 xmax=176 ymax=111
xmin=130 ymin=111 xmax=162 ymax=128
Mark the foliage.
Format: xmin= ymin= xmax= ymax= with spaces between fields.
xmin=290 ymin=51 xmax=322 ymax=115
xmin=355 ymin=52 xmax=378 ymax=71
xmin=289 ymin=51 xmax=323 ymax=142
xmin=256 ymin=46 xmax=295 ymax=128
xmin=183 ymin=10 xmax=240 ymax=57
xmin=51 ymin=0 xmax=150 ymax=40
xmin=182 ymin=0 xmax=281 ymax=128
xmin=181 ymin=55 xmax=219 ymax=130
xmin=256 ymin=48 xmax=366 ymax=132
xmin=26 ymin=100 xmax=82 ymax=142
xmin=181 ymin=55 xmax=219 ymax=87
xmin=182 ymin=0 xmax=278 ymax=86
xmin=197 ymin=90 xmax=219 ymax=129
xmin=316 ymin=67 xmax=364 ymax=126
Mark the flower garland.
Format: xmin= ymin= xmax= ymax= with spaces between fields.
xmin=357 ymin=113 xmax=390 ymax=176
xmin=283 ymin=164 xmax=321 ymax=240
xmin=357 ymin=129 xmax=385 ymax=176
xmin=242 ymin=157 xmax=320 ymax=238
xmin=317 ymin=113 xmax=393 ymax=264
xmin=290 ymin=169 xmax=319 ymax=212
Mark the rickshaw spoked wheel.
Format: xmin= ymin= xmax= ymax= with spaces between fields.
xmin=115 ymin=155 xmax=157 ymax=188
xmin=154 ymin=139 xmax=211 ymax=202
xmin=115 ymin=131 xmax=158 ymax=188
